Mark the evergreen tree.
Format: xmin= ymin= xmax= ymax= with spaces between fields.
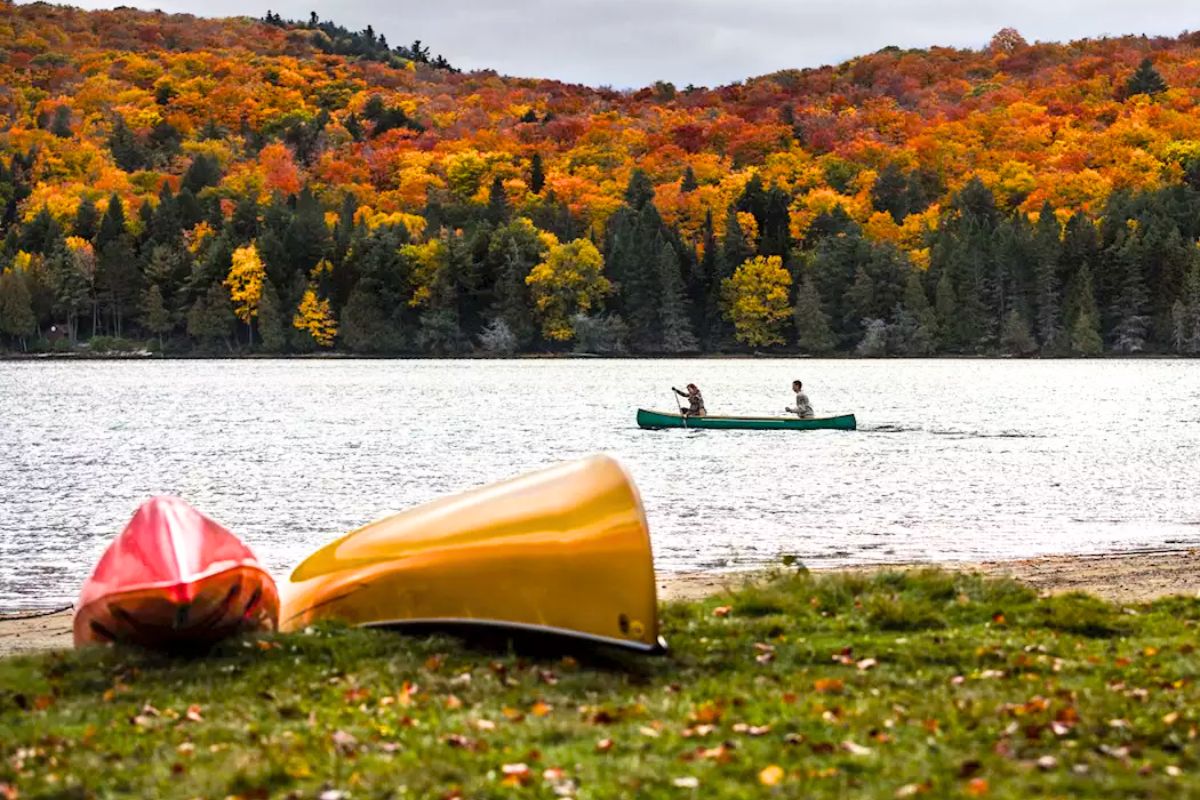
xmin=47 ymin=243 xmax=89 ymax=342
xmin=624 ymin=168 xmax=655 ymax=209
xmin=95 ymin=194 xmax=126 ymax=251
xmin=896 ymin=270 xmax=937 ymax=354
xmin=1032 ymin=205 xmax=1062 ymax=351
xmin=1125 ymin=58 xmax=1168 ymax=97
xmin=934 ymin=267 xmax=958 ymax=350
xmin=488 ymin=227 xmax=539 ymax=348
xmin=1109 ymin=234 xmax=1150 ymax=353
xmin=871 ymin=163 xmax=909 ymax=223
xmin=478 ymin=318 xmax=517 ymax=355
xmin=340 ymin=281 xmax=391 ymax=353
xmin=680 ymin=166 xmax=698 ymax=193
xmin=485 ymin=176 xmax=509 ymax=225
xmin=187 ymin=281 xmax=235 ymax=351
xmin=856 ymin=319 xmax=889 ymax=356
xmin=1000 ymin=308 xmax=1037 ymax=355
xmin=1070 ymin=311 xmax=1103 ymax=355
xmin=73 ymin=196 xmax=99 ymax=241
xmin=572 ymin=314 xmax=629 ymax=354
xmin=182 ymin=153 xmax=223 ymax=194
xmin=655 ymin=240 xmax=697 ymax=353
xmin=0 ymin=268 xmax=36 ymax=350
xmin=108 ymin=115 xmax=147 ymax=172
xmin=529 ymin=153 xmax=545 ymax=195
xmin=256 ymin=279 xmax=288 ymax=353
xmin=141 ymin=283 xmax=172 ymax=348
xmin=793 ymin=275 xmax=834 ymax=353
xmin=98 ymin=237 xmax=141 ymax=337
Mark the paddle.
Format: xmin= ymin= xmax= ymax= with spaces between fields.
xmin=672 ymin=387 xmax=688 ymax=429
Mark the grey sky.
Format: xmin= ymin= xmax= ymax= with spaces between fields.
xmin=60 ymin=0 xmax=1197 ymax=87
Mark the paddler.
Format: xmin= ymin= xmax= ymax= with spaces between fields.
xmin=787 ymin=379 xmax=813 ymax=419
xmin=672 ymin=384 xmax=706 ymax=417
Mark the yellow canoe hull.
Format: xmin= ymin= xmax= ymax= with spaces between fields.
xmin=280 ymin=456 xmax=663 ymax=652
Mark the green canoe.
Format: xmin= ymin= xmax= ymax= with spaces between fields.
xmin=636 ymin=409 xmax=857 ymax=431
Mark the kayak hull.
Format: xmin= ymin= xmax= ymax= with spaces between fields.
xmin=637 ymin=408 xmax=857 ymax=431
xmin=280 ymin=455 xmax=663 ymax=653
xmin=74 ymin=497 xmax=278 ymax=650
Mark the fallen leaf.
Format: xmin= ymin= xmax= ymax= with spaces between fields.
xmin=856 ymin=658 xmax=878 ymax=671
xmin=673 ymin=776 xmax=700 ymax=788
xmin=444 ymin=694 xmax=463 ymax=710
xmin=965 ymin=777 xmax=989 ymax=796
xmin=531 ymin=701 xmax=553 ymax=717
xmin=1037 ymin=755 xmax=1058 ymax=770
xmin=814 ymin=678 xmax=845 ymax=695
xmin=184 ymin=704 xmax=203 ymax=723
xmin=713 ymin=606 xmax=732 ymax=618
xmin=895 ymin=782 xmax=931 ymax=797
xmin=683 ymin=724 xmax=716 ymax=737
xmin=424 ymin=654 xmax=444 ymax=671
xmin=500 ymin=763 xmax=532 ymax=787
xmin=759 ymin=765 xmax=784 ymax=786
xmin=595 ymin=738 xmax=613 ymax=753
xmin=331 ymin=730 xmax=357 ymax=754
xmin=1163 ymin=712 xmax=1181 ymax=726
xmin=841 ymin=740 xmax=872 ymax=756
xmin=473 ymin=719 xmax=496 ymax=731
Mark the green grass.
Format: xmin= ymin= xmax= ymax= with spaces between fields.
xmin=3 ymin=568 xmax=1200 ymax=798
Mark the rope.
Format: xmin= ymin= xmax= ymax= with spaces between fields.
xmin=0 ymin=604 xmax=73 ymax=621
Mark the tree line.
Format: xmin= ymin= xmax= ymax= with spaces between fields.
xmin=1 ymin=152 xmax=1198 ymax=357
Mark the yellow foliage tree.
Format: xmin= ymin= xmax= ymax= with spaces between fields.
xmin=401 ymin=239 xmax=447 ymax=308
xmin=292 ymin=284 xmax=338 ymax=347
xmin=525 ymin=237 xmax=610 ymax=341
xmin=722 ymin=255 xmax=793 ymax=347
xmin=225 ymin=243 xmax=265 ymax=342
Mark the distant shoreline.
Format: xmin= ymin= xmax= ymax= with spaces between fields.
xmin=5 ymin=548 xmax=1198 ymax=658
xmin=1 ymin=351 xmax=1194 ymax=362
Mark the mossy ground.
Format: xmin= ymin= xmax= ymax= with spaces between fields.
xmin=2 ymin=568 xmax=1199 ymax=798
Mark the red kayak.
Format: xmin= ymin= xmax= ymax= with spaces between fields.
xmin=74 ymin=496 xmax=279 ymax=649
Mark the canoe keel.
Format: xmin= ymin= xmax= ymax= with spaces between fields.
xmin=281 ymin=456 xmax=664 ymax=653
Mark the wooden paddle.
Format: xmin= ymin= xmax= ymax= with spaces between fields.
xmin=672 ymin=388 xmax=688 ymax=428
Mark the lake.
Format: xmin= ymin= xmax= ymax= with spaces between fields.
xmin=1 ymin=358 xmax=1197 ymax=611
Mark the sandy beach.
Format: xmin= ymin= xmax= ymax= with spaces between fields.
xmin=4 ymin=548 xmax=1199 ymax=658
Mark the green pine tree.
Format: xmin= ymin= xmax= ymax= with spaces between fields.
xmin=656 ymin=240 xmax=697 ymax=353
xmin=187 ymin=281 xmax=234 ymax=351
xmin=529 ymin=153 xmax=545 ymax=195
xmin=141 ymin=283 xmax=172 ymax=349
xmin=1125 ymin=58 xmax=1168 ymax=98
xmin=793 ymin=275 xmax=834 ymax=353
xmin=0 ymin=267 xmax=36 ymax=351
xmin=256 ymin=279 xmax=289 ymax=353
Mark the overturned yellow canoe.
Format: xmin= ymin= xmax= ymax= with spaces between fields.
xmin=280 ymin=456 xmax=664 ymax=652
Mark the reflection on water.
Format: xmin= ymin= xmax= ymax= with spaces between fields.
xmin=0 ymin=358 xmax=1197 ymax=610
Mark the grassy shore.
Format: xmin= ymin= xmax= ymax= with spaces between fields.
xmin=3 ymin=568 xmax=1199 ymax=798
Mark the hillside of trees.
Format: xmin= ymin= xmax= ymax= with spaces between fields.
xmin=1 ymin=3 xmax=1199 ymax=356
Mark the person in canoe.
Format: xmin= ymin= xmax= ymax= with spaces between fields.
xmin=673 ymin=384 xmax=706 ymax=417
xmin=787 ymin=380 xmax=814 ymax=419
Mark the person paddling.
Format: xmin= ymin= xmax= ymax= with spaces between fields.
xmin=673 ymin=384 xmax=706 ymax=417
xmin=787 ymin=380 xmax=813 ymax=419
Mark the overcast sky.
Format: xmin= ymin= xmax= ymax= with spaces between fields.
xmin=59 ymin=0 xmax=1197 ymax=87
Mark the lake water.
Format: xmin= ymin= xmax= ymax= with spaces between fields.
xmin=1 ymin=358 xmax=1197 ymax=611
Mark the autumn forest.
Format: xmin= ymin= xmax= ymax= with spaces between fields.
xmin=1 ymin=4 xmax=1200 ymax=356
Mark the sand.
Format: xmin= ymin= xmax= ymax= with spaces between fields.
xmin=5 ymin=548 xmax=1199 ymax=658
